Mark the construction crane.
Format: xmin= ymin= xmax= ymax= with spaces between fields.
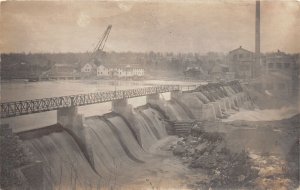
xmin=90 ymin=25 xmax=112 ymax=61
xmin=76 ymin=25 xmax=112 ymax=73
xmin=93 ymin=25 xmax=112 ymax=53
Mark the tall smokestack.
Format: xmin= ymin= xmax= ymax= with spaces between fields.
xmin=254 ymin=0 xmax=260 ymax=77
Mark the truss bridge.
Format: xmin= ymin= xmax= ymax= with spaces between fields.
xmin=1 ymin=85 xmax=196 ymax=118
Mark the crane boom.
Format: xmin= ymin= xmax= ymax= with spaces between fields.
xmin=77 ymin=25 xmax=112 ymax=68
xmin=93 ymin=25 xmax=112 ymax=52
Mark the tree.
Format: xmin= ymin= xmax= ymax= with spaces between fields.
xmin=0 ymin=126 xmax=29 ymax=189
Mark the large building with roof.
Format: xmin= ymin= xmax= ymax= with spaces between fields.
xmin=249 ymin=51 xmax=299 ymax=106
xmin=262 ymin=50 xmax=295 ymax=74
xmin=97 ymin=64 xmax=144 ymax=78
xmin=42 ymin=63 xmax=80 ymax=80
xmin=80 ymin=62 xmax=97 ymax=73
xmin=227 ymin=46 xmax=255 ymax=79
xmin=183 ymin=66 xmax=206 ymax=79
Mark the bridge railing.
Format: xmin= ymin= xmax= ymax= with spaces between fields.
xmin=1 ymin=96 xmax=72 ymax=118
xmin=1 ymin=85 xmax=192 ymax=118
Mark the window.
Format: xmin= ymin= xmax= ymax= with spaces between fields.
xmin=233 ymin=55 xmax=237 ymax=60
xmin=276 ymin=63 xmax=282 ymax=69
xmin=284 ymin=63 xmax=290 ymax=68
xmin=268 ymin=63 xmax=274 ymax=68
xmin=263 ymin=62 xmax=266 ymax=67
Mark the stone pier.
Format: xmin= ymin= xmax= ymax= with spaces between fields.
xmin=170 ymin=90 xmax=182 ymax=100
xmin=211 ymin=102 xmax=223 ymax=118
xmin=57 ymin=106 xmax=95 ymax=169
xmin=112 ymin=98 xmax=129 ymax=114
xmin=146 ymin=93 xmax=160 ymax=105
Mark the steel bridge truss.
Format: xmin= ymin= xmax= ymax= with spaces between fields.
xmin=1 ymin=85 xmax=190 ymax=118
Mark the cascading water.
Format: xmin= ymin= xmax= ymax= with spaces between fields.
xmin=85 ymin=116 xmax=144 ymax=180
xmin=121 ymin=110 xmax=159 ymax=151
xmin=23 ymin=130 xmax=100 ymax=189
xmin=224 ymin=85 xmax=236 ymax=96
xmin=195 ymin=92 xmax=210 ymax=104
xmin=21 ymin=105 xmax=173 ymax=188
xmin=140 ymin=107 xmax=168 ymax=138
xmin=164 ymin=100 xmax=191 ymax=121
xmin=103 ymin=115 xmax=147 ymax=162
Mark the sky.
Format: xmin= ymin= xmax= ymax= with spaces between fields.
xmin=0 ymin=0 xmax=299 ymax=54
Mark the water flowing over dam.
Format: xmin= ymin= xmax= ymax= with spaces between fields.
xmin=14 ymin=81 xmax=255 ymax=189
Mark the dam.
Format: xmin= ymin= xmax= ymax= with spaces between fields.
xmin=1 ymin=80 xmax=258 ymax=189
xmin=1 ymin=1 xmax=299 ymax=189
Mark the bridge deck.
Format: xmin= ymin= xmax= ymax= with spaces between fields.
xmin=1 ymin=85 xmax=195 ymax=118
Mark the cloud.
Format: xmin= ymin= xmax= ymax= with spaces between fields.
xmin=77 ymin=12 xmax=90 ymax=27
xmin=118 ymin=2 xmax=133 ymax=12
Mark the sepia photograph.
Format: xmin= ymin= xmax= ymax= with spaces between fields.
xmin=0 ymin=0 xmax=299 ymax=189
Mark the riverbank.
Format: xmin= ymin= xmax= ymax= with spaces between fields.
xmin=170 ymin=114 xmax=299 ymax=190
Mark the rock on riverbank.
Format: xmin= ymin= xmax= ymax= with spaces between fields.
xmin=170 ymin=115 xmax=299 ymax=190
xmin=171 ymin=125 xmax=258 ymax=189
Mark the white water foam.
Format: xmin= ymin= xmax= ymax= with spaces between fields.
xmin=223 ymin=106 xmax=299 ymax=122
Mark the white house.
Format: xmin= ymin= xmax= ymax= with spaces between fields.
xmin=97 ymin=65 xmax=110 ymax=76
xmin=81 ymin=63 xmax=96 ymax=73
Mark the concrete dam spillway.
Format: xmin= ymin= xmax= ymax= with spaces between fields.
xmin=16 ymin=81 xmax=254 ymax=189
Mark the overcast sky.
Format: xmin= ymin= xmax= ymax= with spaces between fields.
xmin=0 ymin=0 xmax=299 ymax=54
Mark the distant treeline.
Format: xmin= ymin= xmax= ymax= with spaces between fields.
xmin=1 ymin=51 xmax=299 ymax=79
xmin=1 ymin=51 xmax=215 ymax=79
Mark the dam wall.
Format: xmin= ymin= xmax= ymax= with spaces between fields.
xmin=147 ymin=81 xmax=254 ymax=121
xmin=12 ymin=81 xmax=254 ymax=189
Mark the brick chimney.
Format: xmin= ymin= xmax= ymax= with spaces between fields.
xmin=254 ymin=0 xmax=261 ymax=78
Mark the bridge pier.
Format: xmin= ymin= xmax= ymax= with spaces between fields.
xmin=146 ymin=93 xmax=160 ymax=105
xmin=111 ymin=98 xmax=128 ymax=113
xmin=211 ymin=102 xmax=223 ymax=118
xmin=57 ymin=106 xmax=79 ymax=129
xmin=224 ymin=97 xmax=231 ymax=110
xmin=111 ymin=98 xmax=143 ymax=145
xmin=57 ymin=106 xmax=95 ymax=169
xmin=170 ymin=90 xmax=182 ymax=100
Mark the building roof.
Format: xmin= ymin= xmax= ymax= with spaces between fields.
xmin=265 ymin=50 xmax=294 ymax=60
xmin=209 ymin=63 xmax=228 ymax=73
xmin=184 ymin=66 xmax=205 ymax=74
xmin=229 ymin=46 xmax=254 ymax=54
xmin=81 ymin=62 xmax=97 ymax=68
xmin=99 ymin=64 xmax=144 ymax=69
xmin=53 ymin=63 xmax=74 ymax=68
